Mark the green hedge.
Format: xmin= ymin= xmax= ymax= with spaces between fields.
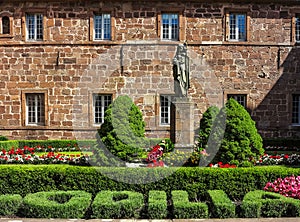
xmin=91 ymin=191 xmax=144 ymax=219
xmin=263 ymin=138 xmax=300 ymax=149
xmin=148 ymin=190 xmax=168 ymax=219
xmin=172 ymin=190 xmax=208 ymax=219
xmin=22 ymin=190 xmax=92 ymax=218
xmin=241 ymin=190 xmax=300 ymax=218
xmin=206 ymin=190 xmax=236 ymax=218
xmin=1 ymin=165 xmax=300 ymax=201
xmin=18 ymin=140 xmax=97 ymax=149
xmin=0 ymin=140 xmax=19 ymax=150
xmin=0 ymin=194 xmax=22 ymax=216
xmin=2 ymin=189 xmax=300 ymax=219
xmin=0 ymin=140 xmax=97 ymax=151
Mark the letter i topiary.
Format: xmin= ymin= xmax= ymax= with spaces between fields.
xmin=212 ymin=98 xmax=264 ymax=166
xmin=98 ymin=95 xmax=147 ymax=162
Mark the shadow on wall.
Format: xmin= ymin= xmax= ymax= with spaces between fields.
xmin=252 ymin=46 xmax=300 ymax=138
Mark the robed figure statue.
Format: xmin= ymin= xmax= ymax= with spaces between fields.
xmin=173 ymin=43 xmax=190 ymax=97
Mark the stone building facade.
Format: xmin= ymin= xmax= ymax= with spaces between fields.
xmin=0 ymin=0 xmax=300 ymax=140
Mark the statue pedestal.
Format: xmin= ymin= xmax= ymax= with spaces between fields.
xmin=170 ymin=97 xmax=194 ymax=151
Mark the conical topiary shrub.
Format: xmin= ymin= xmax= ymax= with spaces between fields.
xmin=212 ymin=98 xmax=264 ymax=166
xmin=97 ymin=95 xmax=149 ymax=162
xmin=198 ymin=105 xmax=220 ymax=151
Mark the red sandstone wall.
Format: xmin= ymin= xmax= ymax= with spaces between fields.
xmin=0 ymin=1 xmax=299 ymax=140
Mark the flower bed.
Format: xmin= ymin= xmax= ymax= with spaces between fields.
xmin=264 ymin=175 xmax=300 ymax=199
xmin=0 ymin=147 xmax=90 ymax=165
xmin=256 ymin=153 xmax=300 ymax=166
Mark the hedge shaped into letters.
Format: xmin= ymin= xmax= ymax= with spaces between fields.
xmin=172 ymin=190 xmax=208 ymax=219
xmin=22 ymin=190 xmax=92 ymax=218
xmin=91 ymin=191 xmax=144 ymax=219
xmin=148 ymin=190 xmax=168 ymax=219
xmin=0 ymin=194 xmax=22 ymax=216
xmin=241 ymin=190 xmax=300 ymax=218
xmin=206 ymin=190 xmax=236 ymax=218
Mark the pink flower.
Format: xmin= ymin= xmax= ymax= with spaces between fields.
xmin=264 ymin=175 xmax=300 ymax=199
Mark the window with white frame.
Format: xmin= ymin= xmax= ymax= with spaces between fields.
xmin=94 ymin=13 xmax=111 ymax=40
xmin=227 ymin=94 xmax=247 ymax=108
xmin=160 ymin=95 xmax=173 ymax=125
xmin=161 ymin=13 xmax=179 ymax=41
xmin=292 ymin=95 xmax=300 ymax=124
xmin=26 ymin=13 xmax=43 ymax=41
xmin=93 ymin=94 xmax=112 ymax=124
xmin=26 ymin=93 xmax=45 ymax=126
xmin=296 ymin=16 xmax=300 ymax=42
xmin=229 ymin=13 xmax=246 ymax=41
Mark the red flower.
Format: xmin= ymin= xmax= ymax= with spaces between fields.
xmin=223 ymin=163 xmax=230 ymax=168
xmin=208 ymin=163 xmax=213 ymax=167
xmin=158 ymin=160 xmax=164 ymax=167
xmin=8 ymin=148 xmax=15 ymax=155
xmin=284 ymin=154 xmax=289 ymax=159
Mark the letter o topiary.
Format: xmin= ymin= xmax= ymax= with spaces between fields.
xmin=22 ymin=190 xmax=92 ymax=218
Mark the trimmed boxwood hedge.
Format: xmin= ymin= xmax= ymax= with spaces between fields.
xmin=91 ymin=191 xmax=144 ymax=219
xmin=0 ymin=140 xmax=97 ymax=151
xmin=172 ymin=190 xmax=208 ymax=219
xmin=241 ymin=190 xmax=300 ymax=218
xmin=0 ymin=194 xmax=22 ymax=216
xmin=263 ymin=138 xmax=300 ymax=150
xmin=206 ymin=190 xmax=236 ymax=218
xmin=21 ymin=190 xmax=92 ymax=218
xmin=2 ymin=189 xmax=300 ymax=219
xmin=148 ymin=190 xmax=168 ymax=219
xmin=1 ymin=165 xmax=300 ymax=201
xmin=0 ymin=140 xmax=19 ymax=150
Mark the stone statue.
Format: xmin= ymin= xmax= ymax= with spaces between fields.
xmin=173 ymin=43 xmax=190 ymax=97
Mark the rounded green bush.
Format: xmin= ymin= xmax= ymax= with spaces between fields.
xmin=22 ymin=190 xmax=92 ymax=218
